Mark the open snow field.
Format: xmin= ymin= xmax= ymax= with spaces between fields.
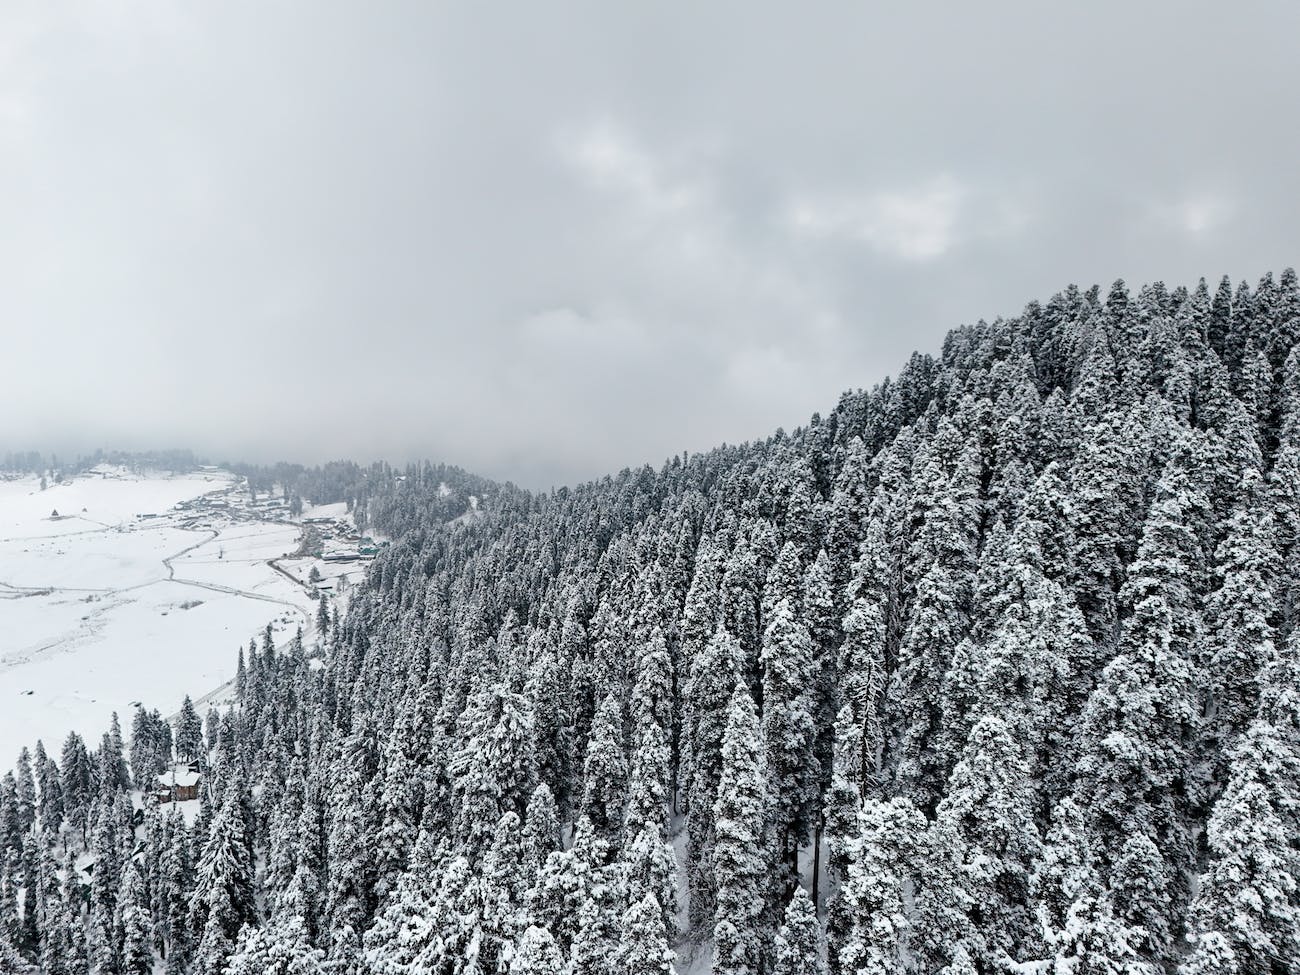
xmin=0 ymin=467 xmax=333 ymax=766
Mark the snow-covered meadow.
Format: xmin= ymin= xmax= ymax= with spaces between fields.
xmin=0 ymin=467 xmax=348 ymax=766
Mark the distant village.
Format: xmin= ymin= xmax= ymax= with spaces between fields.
xmin=166 ymin=468 xmax=388 ymax=573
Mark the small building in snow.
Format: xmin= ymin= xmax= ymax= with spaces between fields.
xmin=156 ymin=764 xmax=201 ymax=803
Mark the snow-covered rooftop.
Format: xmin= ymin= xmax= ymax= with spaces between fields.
xmin=157 ymin=767 xmax=200 ymax=788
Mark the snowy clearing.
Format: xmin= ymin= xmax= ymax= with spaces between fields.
xmin=0 ymin=466 xmax=358 ymax=765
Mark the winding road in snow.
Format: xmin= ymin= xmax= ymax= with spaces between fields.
xmin=0 ymin=501 xmax=313 ymax=674
xmin=0 ymin=470 xmax=348 ymax=764
xmin=164 ymin=529 xmax=313 ymax=625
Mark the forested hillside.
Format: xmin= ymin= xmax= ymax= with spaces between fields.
xmin=226 ymin=460 xmax=499 ymax=537
xmin=3 ymin=271 xmax=1300 ymax=975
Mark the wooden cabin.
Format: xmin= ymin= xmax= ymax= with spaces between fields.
xmin=156 ymin=764 xmax=201 ymax=803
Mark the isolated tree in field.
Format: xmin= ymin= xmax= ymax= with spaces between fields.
xmin=316 ymin=593 xmax=330 ymax=637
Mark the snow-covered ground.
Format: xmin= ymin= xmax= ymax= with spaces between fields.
xmin=0 ymin=466 xmax=359 ymax=767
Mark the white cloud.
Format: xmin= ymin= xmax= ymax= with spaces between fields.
xmin=1176 ymin=195 xmax=1232 ymax=237
xmin=553 ymin=118 xmax=835 ymax=329
xmin=1139 ymin=191 xmax=1234 ymax=241
xmin=518 ymin=305 xmax=646 ymax=355
xmin=559 ymin=121 xmax=703 ymax=218
xmin=6 ymin=0 xmax=1293 ymax=488
xmin=789 ymin=176 xmax=965 ymax=261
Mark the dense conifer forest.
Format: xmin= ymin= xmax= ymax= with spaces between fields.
xmin=2 ymin=271 xmax=1299 ymax=974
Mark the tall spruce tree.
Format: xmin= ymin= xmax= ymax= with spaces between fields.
xmin=712 ymin=683 xmax=770 ymax=975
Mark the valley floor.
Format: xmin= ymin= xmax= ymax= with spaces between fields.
xmin=0 ymin=466 xmax=364 ymax=765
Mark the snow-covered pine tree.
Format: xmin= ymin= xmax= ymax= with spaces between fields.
xmin=580 ymin=692 xmax=629 ymax=844
xmin=712 ymin=682 xmax=770 ymax=975
xmin=773 ymin=886 xmax=825 ymax=975
xmin=1182 ymin=719 xmax=1300 ymax=975
xmin=760 ymin=597 xmax=820 ymax=889
xmin=683 ymin=624 xmax=743 ymax=928
xmin=188 ymin=781 xmax=256 ymax=975
xmin=509 ymin=925 xmax=565 ymax=975
xmin=922 ymin=716 xmax=1041 ymax=969
xmin=119 ymin=860 xmax=154 ymax=974
xmin=617 ymin=892 xmax=676 ymax=975
xmin=831 ymin=796 xmax=925 ymax=975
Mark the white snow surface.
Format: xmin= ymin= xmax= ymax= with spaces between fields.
xmin=157 ymin=765 xmax=201 ymax=788
xmin=0 ymin=467 xmax=336 ymax=765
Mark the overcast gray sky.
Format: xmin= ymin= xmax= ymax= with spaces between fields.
xmin=2 ymin=1 xmax=1298 ymax=487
